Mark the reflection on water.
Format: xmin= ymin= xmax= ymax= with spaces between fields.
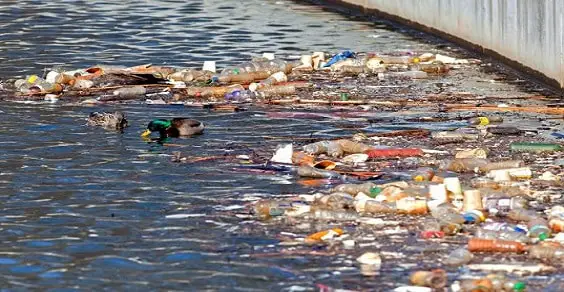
xmin=0 ymin=0 xmax=554 ymax=290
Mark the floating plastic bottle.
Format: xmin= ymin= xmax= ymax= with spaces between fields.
xmin=303 ymin=141 xmax=330 ymax=155
xmin=388 ymin=70 xmax=428 ymax=79
xmin=443 ymin=248 xmax=473 ymax=266
xmin=475 ymin=227 xmax=530 ymax=243
xmin=363 ymin=200 xmax=397 ymax=214
xmin=487 ymin=126 xmax=523 ymax=135
xmin=487 ymin=167 xmax=532 ymax=181
xmin=507 ymin=208 xmax=538 ymax=222
xmin=224 ymin=89 xmax=257 ymax=102
xmin=364 ymin=148 xmax=422 ymax=158
xmin=256 ymin=84 xmax=296 ymax=97
xmin=463 ymin=210 xmax=486 ymax=224
xmin=409 ymin=269 xmax=447 ymax=289
xmin=248 ymin=71 xmax=287 ymax=91
xmin=397 ymin=198 xmax=428 ymax=215
xmin=479 ymin=160 xmax=525 ymax=173
xmin=483 ymin=196 xmax=528 ymax=216
xmin=332 ymin=182 xmax=379 ymax=197
xmin=316 ymin=192 xmax=355 ymax=210
xmin=297 ymin=165 xmax=338 ymax=178
xmin=486 ymin=274 xmax=526 ymax=292
xmin=412 ymin=167 xmax=435 ymax=182
xmin=459 ymin=278 xmax=493 ymax=292
xmin=221 ymin=59 xmax=293 ymax=75
xmin=455 ymin=148 xmax=488 ymax=159
xmin=379 ymin=55 xmax=420 ymax=64
xmin=468 ymin=238 xmax=528 ymax=253
xmin=411 ymin=61 xmax=449 ymax=74
xmin=528 ymin=245 xmax=564 ymax=259
xmin=467 ymin=116 xmax=503 ymax=126
xmin=309 ymin=209 xmax=358 ymax=221
xmin=527 ymin=218 xmax=551 ymax=240
xmin=112 ymin=86 xmax=147 ymax=99
xmin=430 ymin=202 xmax=465 ymax=225
xmin=254 ymin=200 xmax=291 ymax=219
xmin=216 ymin=71 xmax=271 ymax=83
xmin=432 ymin=131 xmax=479 ymax=144
xmin=463 ymin=190 xmax=483 ymax=211
xmin=440 ymin=158 xmax=489 ymax=173
xmin=510 ymin=142 xmax=562 ymax=153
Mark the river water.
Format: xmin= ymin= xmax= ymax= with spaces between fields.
xmin=0 ymin=0 xmax=559 ymax=290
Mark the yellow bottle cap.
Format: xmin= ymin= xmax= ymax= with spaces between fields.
xmin=27 ymin=75 xmax=38 ymax=84
xmin=477 ymin=117 xmax=490 ymax=126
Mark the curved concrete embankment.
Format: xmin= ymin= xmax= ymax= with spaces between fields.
xmin=322 ymin=0 xmax=564 ymax=90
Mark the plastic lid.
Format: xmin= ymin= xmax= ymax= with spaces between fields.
xmin=369 ymin=187 xmax=382 ymax=198
xmin=538 ymin=233 xmax=548 ymax=241
xmin=513 ymin=282 xmax=526 ymax=291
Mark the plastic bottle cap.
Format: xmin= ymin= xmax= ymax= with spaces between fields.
xmin=340 ymin=93 xmax=349 ymax=101
xmin=369 ymin=187 xmax=382 ymax=198
xmin=513 ymin=282 xmax=526 ymax=291
xmin=477 ymin=117 xmax=490 ymax=126
xmin=27 ymin=75 xmax=38 ymax=83
xmin=538 ymin=233 xmax=548 ymax=241
xmin=413 ymin=175 xmax=424 ymax=182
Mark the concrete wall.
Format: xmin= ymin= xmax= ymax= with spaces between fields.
xmin=335 ymin=0 xmax=564 ymax=89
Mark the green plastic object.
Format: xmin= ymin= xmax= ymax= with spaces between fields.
xmin=510 ymin=142 xmax=562 ymax=153
xmin=369 ymin=187 xmax=382 ymax=198
xmin=340 ymin=93 xmax=349 ymax=101
xmin=513 ymin=281 xmax=526 ymax=291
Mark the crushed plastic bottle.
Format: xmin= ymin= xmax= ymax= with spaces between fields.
xmin=253 ymin=200 xmax=291 ymax=219
xmin=297 ymin=165 xmax=338 ymax=178
xmin=362 ymin=200 xmax=397 ymax=214
xmin=412 ymin=167 xmax=435 ymax=182
xmin=331 ymin=182 xmax=380 ymax=197
xmin=430 ymin=202 xmax=465 ymax=225
xmin=411 ymin=61 xmax=449 ymax=74
xmin=409 ymin=269 xmax=447 ymax=289
xmin=475 ymin=227 xmax=530 ymax=243
xmin=316 ymin=192 xmax=355 ymax=210
xmin=443 ymin=248 xmax=473 ymax=266
xmin=528 ymin=244 xmax=564 ymax=259
xmin=507 ymin=208 xmax=538 ymax=222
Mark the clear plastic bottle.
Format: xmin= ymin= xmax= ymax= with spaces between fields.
xmin=527 ymin=218 xmax=551 ymax=240
xmin=478 ymin=160 xmax=525 ymax=173
xmin=256 ymin=84 xmax=296 ymax=97
xmin=297 ymin=165 xmax=338 ymax=178
xmin=440 ymin=158 xmax=489 ymax=173
xmin=507 ymin=208 xmax=538 ymax=222
xmin=410 ymin=61 xmax=449 ymax=74
xmin=475 ymin=227 xmax=530 ymax=243
xmin=389 ymin=70 xmax=428 ymax=79
xmin=430 ymin=202 xmax=465 ymax=225
xmin=483 ymin=197 xmax=528 ymax=216
xmin=221 ymin=59 xmax=292 ymax=75
xmin=432 ymin=132 xmax=480 ymax=144
xmin=309 ymin=209 xmax=358 ymax=221
xmin=316 ymin=192 xmax=355 ymax=210
xmin=363 ymin=200 xmax=397 ymax=214
xmin=331 ymin=182 xmax=379 ymax=197
xmin=528 ymin=245 xmax=564 ymax=259
xmin=224 ymin=90 xmax=257 ymax=102
xmin=443 ymin=248 xmax=473 ymax=266
xmin=303 ymin=141 xmax=330 ymax=155
xmin=412 ymin=167 xmax=435 ymax=182
xmin=253 ymin=200 xmax=292 ymax=219
xmin=409 ymin=269 xmax=447 ymax=289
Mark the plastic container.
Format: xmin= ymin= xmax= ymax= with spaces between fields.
xmin=510 ymin=142 xmax=562 ymax=153
xmin=443 ymin=248 xmax=473 ymax=266
xmin=463 ymin=190 xmax=483 ymax=211
xmin=475 ymin=227 xmax=530 ymax=243
xmin=487 ymin=167 xmax=532 ymax=180
xmin=256 ymin=84 xmax=296 ymax=97
xmin=248 ymin=71 xmax=287 ymax=91
xmin=444 ymin=177 xmax=463 ymax=197
xmin=310 ymin=209 xmax=358 ymax=221
xmin=467 ymin=238 xmax=528 ymax=253
xmin=409 ymin=269 xmax=447 ymax=289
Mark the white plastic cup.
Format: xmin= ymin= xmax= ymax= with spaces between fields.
xmin=262 ymin=53 xmax=275 ymax=60
xmin=202 ymin=61 xmax=216 ymax=73
xmin=312 ymin=52 xmax=325 ymax=69
xmin=429 ymin=184 xmax=448 ymax=203
xmin=443 ymin=177 xmax=462 ymax=196
xmin=300 ymin=54 xmax=313 ymax=67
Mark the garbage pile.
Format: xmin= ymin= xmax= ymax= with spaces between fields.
xmin=245 ymin=118 xmax=563 ymax=290
xmin=7 ymin=50 xmax=481 ymax=105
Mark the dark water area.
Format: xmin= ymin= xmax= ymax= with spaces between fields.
xmin=0 ymin=0 xmax=561 ymax=290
